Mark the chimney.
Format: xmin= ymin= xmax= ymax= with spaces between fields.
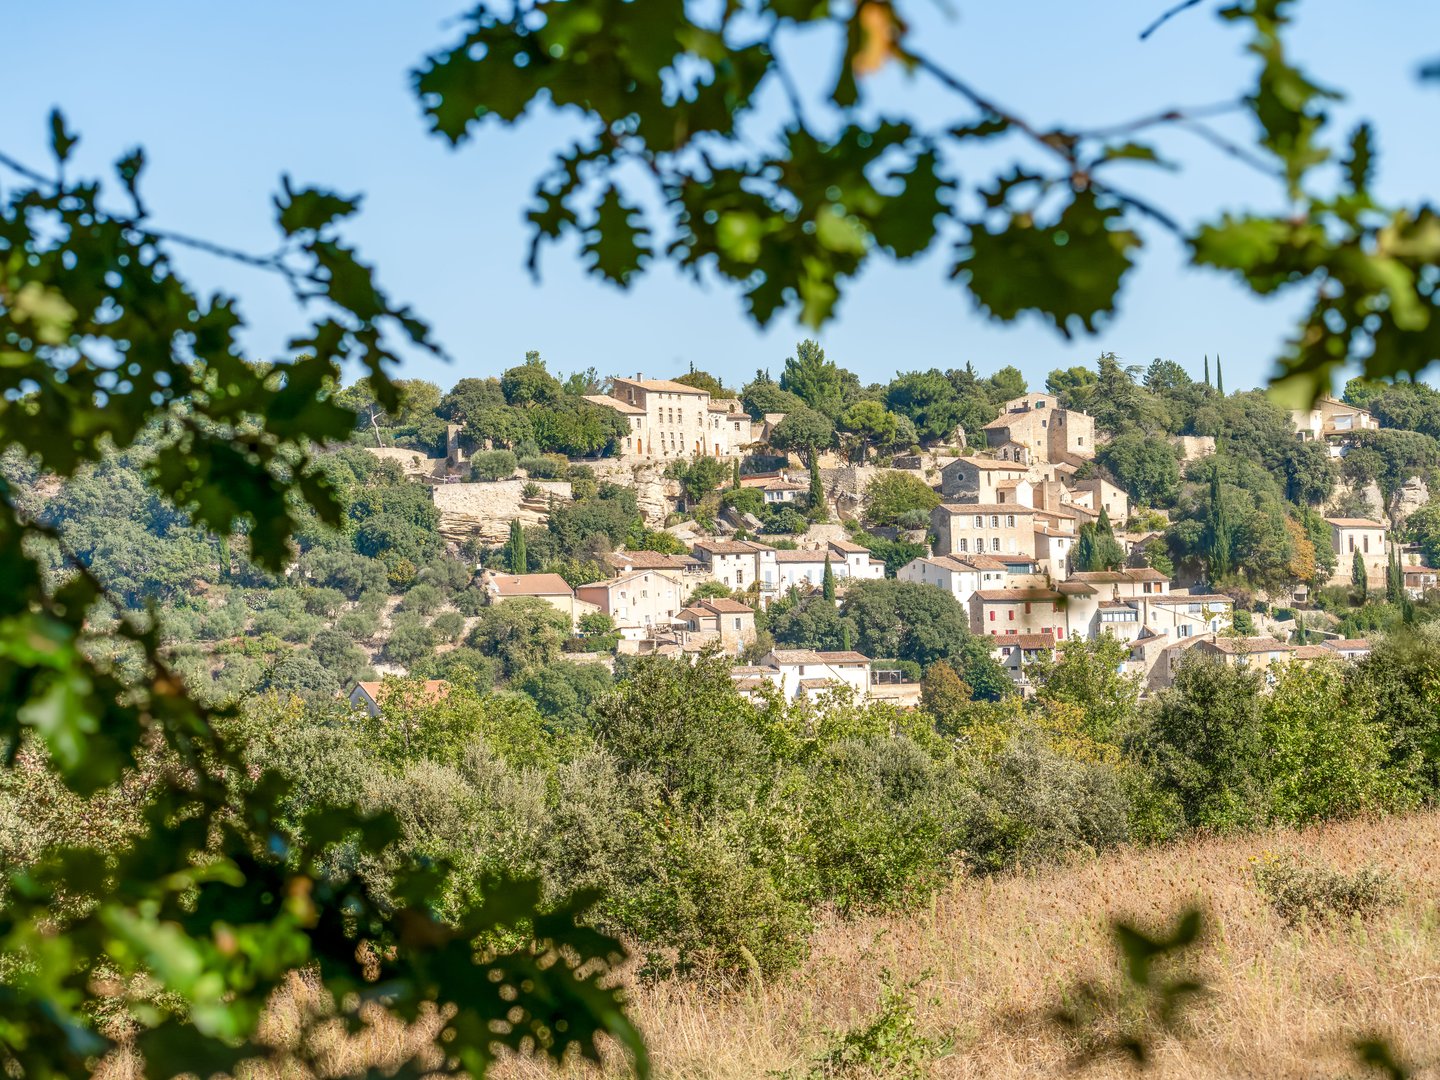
xmin=635 ymin=372 xmax=643 ymax=381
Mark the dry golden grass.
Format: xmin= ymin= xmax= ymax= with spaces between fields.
xmin=517 ymin=811 xmax=1440 ymax=1079
xmin=101 ymin=812 xmax=1440 ymax=1078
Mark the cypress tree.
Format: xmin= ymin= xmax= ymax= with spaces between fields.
xmin=732 ymin=458 xmax=741 ymax=490
xmin=808 ymin=450 xmax=825 ymax=516
xmin=841 ymin=620 xmax=854 ymax=651
xmin=1075 ymin=522 xmax=1097 ymax=573
xmin=822 ymin=558 xmax=836 ymax=602
xmin=1203 ymin=354 xmax=1210 ymax=387
xmin=1208 ymin=467 xmax=1233 ymax=580
xmin=509 ymin=518 xmax=527 ymax=574
xmin=1387 ymin=544 xmax=1404 ymax=604
xmin=1216 ymin=354 xmax=1225 ymax=396
xmin=1352 ymin=547 xmax=1367 ymax=594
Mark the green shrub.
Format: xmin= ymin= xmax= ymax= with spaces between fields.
xmin=519 ymin=454 xmax=568 ymax=479
xmin=469 ymin=449 xmax=517 ymax=481
xmin=432 ymin=610 xmax=466 ymax=643
xmin=1252 ymin=855 xmax=1402 ymax=925
xmin=401 ymin=581 xmax=444 ymax=615
xmin=804 ymin=974 xmax=948 ymax=1079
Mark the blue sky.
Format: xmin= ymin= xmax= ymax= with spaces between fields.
xmin=4 ymin=1 xmax=1436 ymax=393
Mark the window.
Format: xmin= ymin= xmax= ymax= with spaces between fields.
xmin=1024 ymin=602 xmax=1031 ymax=614
xmin=734 ymin=617 xmax=742 ymax=629
xmin=1178 ymin=625 xmax=1192 ymax=638
xmin=989 ymin=611 xmax=996 ymax=622
xmin=1364 ymin=536 xmax=1370 ymax=553
xmin=1077 ymin=436 xmax=1084 ymax=446
xmin=957 ymin=539 xmax=968 ymax=552
xmin=976 ymin=538 xmax=985 ymax=552
xmin=990 ymin=515 xmax=999 ymax=528
xmin=1008 ymin=610 xmax=1015 ymax=621
xmin=1056 ymin=627 xmax=1064 ymax=639
xmin=1041 ymin=419 xmax=1047 ymax=428
xmin=1006 ymin=515 xmax=1016 ymax=528
xmin=974 ymin=515 xmax=983 ymax=528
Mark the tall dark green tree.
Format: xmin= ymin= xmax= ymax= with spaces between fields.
xmin=1203 ymin=354 xmax=1211 ymax=387
xmin=1207 ymin=467 xmax=1233 ymax=580
xmin=1387 ymin=544 xmax=1404 ymax=604
xmin=1353 ymin=547 xmax=1368 ymax=593
xmin=508 ymin=517 xmax=528 ymax=573
xmin=822 ymin=558 xmax=836 ymax=602
xmin=1215 ymin=354 xmax=1225 ymax=396
xmin=808 ymin=450 xmax=825 ymax=517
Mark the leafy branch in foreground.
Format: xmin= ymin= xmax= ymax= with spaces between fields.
xmin=0 ymin=119 xmax=645 ymax=1077
xmin=413 ymin=0 xmax=1440 ymax=400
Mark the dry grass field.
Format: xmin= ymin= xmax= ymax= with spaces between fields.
xmin=530 ymin=811 xmax=1440 ymax=1079
xmin=102 ymin=811 xmax=1440 ymax=1079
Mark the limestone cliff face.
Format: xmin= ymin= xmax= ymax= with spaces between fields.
xmin=1391 ymin=475 xmax=1430 ymax=529
xmin=431 ymin=480 xmax=572 ymax=546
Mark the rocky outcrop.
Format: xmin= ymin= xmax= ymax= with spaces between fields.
xmin=1391 ymin=475 xmax=1430 ymax=529
xmin=431 ymin=480 xmax=572 ymax=547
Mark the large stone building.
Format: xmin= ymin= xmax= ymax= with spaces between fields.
xmin=930 ymin=503 xmax=1039 ymax=559
xmin=1324 ymin=517 xmax=1389 ymax=588
xmin=586 ymin=375 xmax=752 ymax=459
xmin=982 ymin=393 xmax=1095 ymax=464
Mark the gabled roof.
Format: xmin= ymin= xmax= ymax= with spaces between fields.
xmin=1150 ymin=593 xmax=1233 ymax=605
xmin=604 ymin=550 xmax=700 ymax=571
xmin=774 ymin=549 xmax=835 ymax=564
xmin=767 ymin=649 xmax=826 ymax=664
xmin=612 ymin=377 xmax=709 ymax=394
xmin=1200 ymin=636 xmax=1294 ymax=655
xmin=1323 ymin=637 xmax=1372 ymax=651
xmin=1324 ymin=517 xmax=1385 ymax=528
xmin=937 ymin=503 xmax=1037 ymax=515
xmin=816 ymin=650 xmax=870 ymax=664
xmin=994 ymin=632 xmax=1058 ymax=650
xmin=490 ymin=573 xmax=573 ymax=597
xmin=697 ymin=597 xmax=753 ymax=614
xmin=1058 ymin=580 xmax=1097 ymax=595
xmin=828 ymin=539 xmax=870 ymax=554
xmin=942 ymin=456 xmax=1030 ymax=471
xmin=584 ymin=394 xmax=645 ymax=415
xmin=973 ymin=588 xmax=1062 ymax=602
xmin=353 ymin=680 xmax=451 ymax=703
xmin=693 ymin=539 xmax=775 ymax=555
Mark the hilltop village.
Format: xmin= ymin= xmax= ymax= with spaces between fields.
xmin=326 ymin=349 xmax=1434 ymax=708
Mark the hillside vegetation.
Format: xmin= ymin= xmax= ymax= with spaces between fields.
xmin=265 ymin=812 xmax=1438 ymax=1080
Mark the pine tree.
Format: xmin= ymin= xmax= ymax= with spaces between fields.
xmin=508 ymin=518 xmax=527 ymax=574
xmin=1353 ymin=547 xmax=1367 ymax=594
xmin=1216 ymin=354 xmax=1224 ymax=396
xmin=1203 ymin=353 xmax=1210 ymax=387
xmin=732 ymin=458 xmax=741 ymax=489
xmin=1208 ymin=467 xmax=1233 ymax=580
xmin=822 ymin=558 xmax=836 ymax=602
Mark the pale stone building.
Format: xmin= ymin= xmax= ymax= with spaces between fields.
xmin=930 ymin=503 xmax=1038 ymax=559
xmin=575 ymin=569 xmax=686 ymax=636
xmin=1324 ymin=517 xmax=1388 ymax=588
xmin=587 ymin=375 xmax=750 ymax=459
xmin=982 ymin=394 xmax=1096 ymax=464
xmin=482 ymin=572 xmax=598 ymax=627
xmin=1290 ymin=397 xmax=1380 ymax=455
